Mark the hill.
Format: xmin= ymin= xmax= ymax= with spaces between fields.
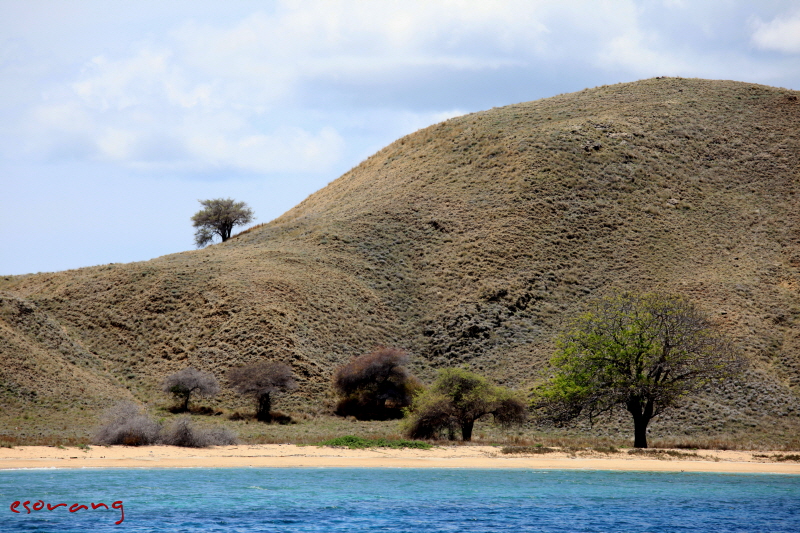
xmin=1 ymin=78 xmax=799 ymax=446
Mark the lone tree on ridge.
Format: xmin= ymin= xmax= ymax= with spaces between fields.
xmin=161 ymin=367 xmax=220 ymax=412
xmin=405 ymin=367 xmax=526 ymax=441
xmin=333 ymin=347 xmax=422 ymax=420
xmin=532 ymin=290 xmax=745 ymax=448
xmin=227 ymin=361 xmax=297 ymax=422
xmin=191 ymin=198 xmax=254 ymax=247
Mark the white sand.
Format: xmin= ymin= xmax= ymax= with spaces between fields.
xmin=1 ymin=445 xmax=798 ymax=473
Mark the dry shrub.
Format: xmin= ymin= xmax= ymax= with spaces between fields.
xmin=92 ymin=403 xmax=237 ymax=448
xmin=192 ymin=406 xmax=224 ymax=416
xmin=92 ymin=402 xmax=160 ymax=446
xmin=267 ymin=411 xmax=295 ymax=425
xmin=333 ymin=347 xmax=421 ymax=420
xmin=627 ymin=448 xmax=699 ymax=459
xmin=204 ymin=427 xmax=238 ymax=445
xmin=648 ymin=435 xmax=800 ymax=452
xmin=501 ymin=446 xmax=558 ymax=454
xmin=160 ymin=417 xmax=238 ymax=448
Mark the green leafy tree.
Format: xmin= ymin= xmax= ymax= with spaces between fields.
xmin=533 ymin=291 xmax=744 ymax=448
xmin=227 ymin=362 xmax=297 ymax=422
xmin=333 ymin=347 xmax=422 ymax=420
xmin=405 ymin=368 xmax=526 ymax=441
xmin=191 ymin=198 xmax=254 ymax=247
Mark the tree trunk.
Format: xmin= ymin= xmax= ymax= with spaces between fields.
xmin=256 ymin=393 xmax=272 ymax=422
xmin=221 ymin=223 xmax=233 ymax=242
xmin=181 ymin=393 xmax=190 ymax=412
xmin=461 ymin=419 xmax=475 ymax=441
xmin=633 ymin=415 xmax=649 ymax=448
xmin=627 ymin=397 xmax=654 ymax=448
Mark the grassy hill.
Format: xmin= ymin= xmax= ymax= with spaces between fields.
xmin=2 ymin=77 xmax=799 ymax=447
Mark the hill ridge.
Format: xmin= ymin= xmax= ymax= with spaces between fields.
xmin=2 ymin=77 xmax=799 ymax=444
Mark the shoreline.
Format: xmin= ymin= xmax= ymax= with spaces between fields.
xmin=1 ymin=445 xmax=799 ymax=473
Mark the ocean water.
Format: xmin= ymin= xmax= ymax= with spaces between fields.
xmin=1 ymin=468 xmax=798 ymax=532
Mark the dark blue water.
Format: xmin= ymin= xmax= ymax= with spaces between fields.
xmin=1 ymin=468 xmax=798 ymax=532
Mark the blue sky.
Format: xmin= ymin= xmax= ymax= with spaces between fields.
xmin=2 ymin=0 xmax=799 ymax=275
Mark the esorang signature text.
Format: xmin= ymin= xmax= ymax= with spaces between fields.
xmin=10 ymin=499 xmax=125 ymax=524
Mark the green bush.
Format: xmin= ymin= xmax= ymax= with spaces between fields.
xmin=404 ymin=368 xmax=526 ymax=441
xmin=317 ymin=435 xmax=432 ymax=449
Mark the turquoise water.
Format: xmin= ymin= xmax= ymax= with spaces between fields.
xmin=2 ymin=468 xmax=798 ymax=532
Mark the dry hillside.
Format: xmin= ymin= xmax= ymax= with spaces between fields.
xmin=2 ymin=78 xmax=799 ymax=445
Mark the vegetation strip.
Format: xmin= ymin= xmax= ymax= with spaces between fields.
xmin=317 ymin=435 xmax=432 ymax=450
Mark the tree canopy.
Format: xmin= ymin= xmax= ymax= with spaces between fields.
xmin=333 ymin=347 xmax=422 ymax=420
xmin=161 ymin=367 xmax=220 ymax=412
xmin=405 ymin=368 xmax=526 ymax=441
xmin=191 ymin=198 xmax=254 ymax=247
xmin=227 ymin=361 xmax=296 ymax=422
xmin=532 ymin=290 xmax=744 ymax=448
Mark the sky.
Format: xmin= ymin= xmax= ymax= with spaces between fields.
xmin=1 ymin=0 xmax=799 ymax=276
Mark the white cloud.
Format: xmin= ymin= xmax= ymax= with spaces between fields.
xmin=72 ymin=50 xmax=169 ymax=110
xmin=597 ymin=31 xmax=688 ymax=77
xmin=169 ymin=1 xmax=553 ymax=85
xmin=751 ymin=12 xmax=800 ymax=54
xmin=22 ymin=1 xmax=561 ymax=175
xmin=33 ymin=101 xmax=93 ymax=132
xmin=15 ymin=0 xmax=800 ymax=179
xmin=29 ymin=38 xmax=348 ymax=173
xmin=584 ymin=1 xmax=689 ymax=76
xmin=182 ymin=126 xmax=344 ymax=174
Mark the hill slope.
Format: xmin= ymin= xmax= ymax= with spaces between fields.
xmin=2 ymin=78 xmax=799 ymax=443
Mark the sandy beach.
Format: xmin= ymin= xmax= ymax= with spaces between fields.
xmin=0 ymin=445 xmax=798 ymax=473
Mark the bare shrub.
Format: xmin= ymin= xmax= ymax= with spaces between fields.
xmin=333 ymin=347 xmax=422 ymax=420
xmin=159 ymin=417 xmax=201 ymax=447
xmin=159 ymin=417 xmax=238 ymax=447
xmin=203 ymin=426 xmax=238 ymax=446
xmin=267 ymin=411 xmax=295 ymax=425
xmin=92 ymin=402 xmax=160 ymax=446
xmin=161 ymin=367 xmax=220 ymax=412
xmin=501 ymin=446 xmax=558 ymax=455
xmin=228 ymin=361 xmax=297 ymax=422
